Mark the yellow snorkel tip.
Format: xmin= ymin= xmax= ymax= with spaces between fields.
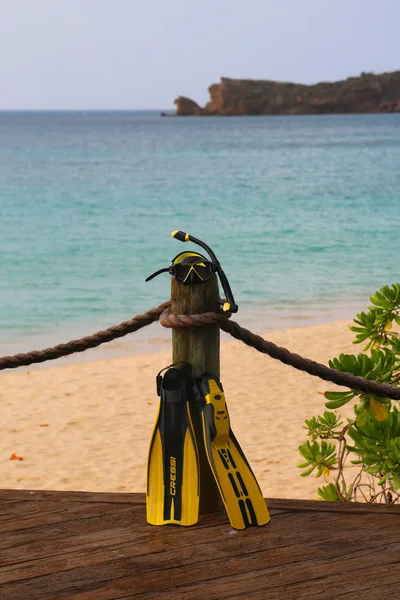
xmin=171 ymin=230 xmax=190 ymax=242
xmin=223 ymin=302 xmax=231 ymax=313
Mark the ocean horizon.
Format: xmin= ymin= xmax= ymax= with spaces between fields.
xmin=1 ymin=111 xmax=399 ymax=366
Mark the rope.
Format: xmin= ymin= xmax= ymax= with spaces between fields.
xmin=160 ymin=308 xmax=400 ymax=400
xmin=0 ymin=301 xmax=170 ymax=370
xmin=1 ymin=302 xmax=400 ymax=401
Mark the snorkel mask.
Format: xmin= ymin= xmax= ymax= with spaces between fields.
xmin=146 ymin=251 xmax=217 ymax=286
xmin=146 ymin=230 xmax=238 ymax=313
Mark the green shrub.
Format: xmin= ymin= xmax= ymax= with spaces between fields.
xmin=298 ymin=284 xmax=400 ymax=503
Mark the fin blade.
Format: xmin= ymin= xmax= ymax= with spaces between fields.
xmin=198 ymin=374 xmax=270 ymax=530
xmin=147 ymin=369 xmax=199 ymax=526
xmin=146 ymin=428 xmax=166 ymax=525
xmin=180 ymin=420 xmax=200 ymax=525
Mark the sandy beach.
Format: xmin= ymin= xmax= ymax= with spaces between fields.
xmin=0 ymin=319 xmax=358 ymax=501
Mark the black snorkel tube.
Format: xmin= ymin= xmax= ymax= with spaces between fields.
xmin=171 ymin=230 xmax=238 ymax=313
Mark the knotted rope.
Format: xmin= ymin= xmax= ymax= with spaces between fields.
xmin=1 ymin=301 xmax=400 ymax=401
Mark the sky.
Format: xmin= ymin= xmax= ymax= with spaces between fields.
xmin=0 ymin=0 xmax=399 ymax=110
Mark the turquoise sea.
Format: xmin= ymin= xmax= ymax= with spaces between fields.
xmin=1 ymin=111 xmax=399 ymax=362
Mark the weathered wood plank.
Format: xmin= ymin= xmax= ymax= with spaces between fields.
xmin=0 ymin=490 xmax=399 ymax=600
xmin=0 ymin=490 xmax=400 ymax=514
xmin=1 ymin=489 xmax=398 ymax=513
xmin=0 ymin=489 xmax=144 ymax=504
xmin=267 ymin=497 xmax=400 ymax=514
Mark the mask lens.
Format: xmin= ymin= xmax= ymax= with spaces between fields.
xmin=173 ymin=261 xmax=213 ymax=284
xmin=193 ymin=262 xmax=211 ymax=281
xmin=174 ymin=263 xmax=192 ymax=283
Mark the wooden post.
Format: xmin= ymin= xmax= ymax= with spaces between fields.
xmin=171 ymin=275 xmax=222 ymax=514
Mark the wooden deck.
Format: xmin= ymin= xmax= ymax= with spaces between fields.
xmin=0 ymin=490 xmax=399 ymax=600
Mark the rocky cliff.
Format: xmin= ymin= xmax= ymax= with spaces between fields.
xmin=174 ymin=71 xmax=400 ymax=116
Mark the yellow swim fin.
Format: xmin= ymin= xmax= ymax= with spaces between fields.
xmin=146 ymin=363 xmax=199 ymax=526
xmin=194 ymin=373 xmax=270 ymax=530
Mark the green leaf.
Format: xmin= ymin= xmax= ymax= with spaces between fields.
xmin=317 ymin=483 xmax=342 ymax=502
xmin=370 ymin=291 xmax=392 ymax=310
xmin=356 ymin=404 xmax=370 ymax=427
xmin=353 ymin=331 xmax=370 ymax=343
xmin=297 ymin=462 xmax=310 ymax=469
xmin=324 ymin=391 xmax=354 ymax=401
xmin=300 ymin=467 xmax=315 ymax=477
xmin=378 ymin=473 xmax=390 ymax=486
xmin=392 ymin=475 xmax=400 ymax=490
xmin=325 ymin=397 xmax=353 ymax=409
xmin=324 ymin=391 xmax=355 ymax=409
xmin=365 ymin=466 xmax=380 ymax=475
